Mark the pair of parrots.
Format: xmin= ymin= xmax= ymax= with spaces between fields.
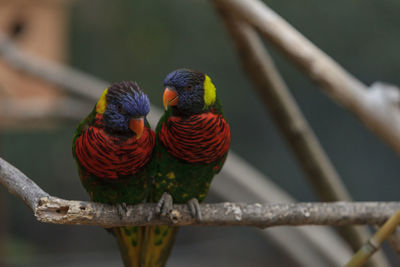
xmin=72 ymin=69 xmax=231 ymax=267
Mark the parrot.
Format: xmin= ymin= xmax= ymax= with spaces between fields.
xmin=142 ymin=69 xmax=231 ymax=267
xmin=72 ymin=81 xmax=155 ymax=267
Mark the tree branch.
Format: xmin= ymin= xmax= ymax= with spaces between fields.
xmin=214 ymin=0 xmax=400 ymax=155
xmin=34 ymin=197 xmax=400 ymax=228
xmin=1 ymin=156 xmax=400 ymax=228
xmin=212 ymin=6 xmax=382 ymax=261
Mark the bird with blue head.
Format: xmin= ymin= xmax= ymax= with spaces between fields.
xmin=73 ymin=80 xmax=155 ymax=267
xmin=142 ymin=68 xmax=231 ymax=267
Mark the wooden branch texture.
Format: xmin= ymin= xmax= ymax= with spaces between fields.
xmin=0 ymin=156 xmax=399 ymax=228
xmin=35 ymin=196 xmax=400 ymax=228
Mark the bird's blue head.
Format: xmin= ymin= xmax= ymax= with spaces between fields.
xmin=96 ymin=81 xmax=150 ymax=138
xmin=163 ymin=69 xmax=216 ymax=116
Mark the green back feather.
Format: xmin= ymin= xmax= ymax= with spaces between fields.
xmin=141 ymin=97 xmax=228 ymax=267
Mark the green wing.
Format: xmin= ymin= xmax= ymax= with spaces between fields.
xmin=152 ymin=108 xmax=226 ymax=203
xmin=72 ymin=106 xmax=151 ymax=267
xmin=140 ymin=108 xmax=227 ymax=267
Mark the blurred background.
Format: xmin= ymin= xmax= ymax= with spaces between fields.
xmin=0 ymin=0 xmax=399 ymax=266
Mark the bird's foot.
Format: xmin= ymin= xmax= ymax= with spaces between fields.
xmin=156 ymin=192 xmax=173 ymax=217
xmin=117 ymin=202 xmax=128 ymax=219
xmin=188 ymin=198 xmax=202 ymax=221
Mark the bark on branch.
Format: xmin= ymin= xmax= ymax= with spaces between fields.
xmin=34 ymin=197 xmax=400 ymax=228
xmin=1 ymin=156 xmax=400 ymax=228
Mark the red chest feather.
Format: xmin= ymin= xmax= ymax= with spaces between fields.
xmin=159 ymin=113 xmax=231 ymax=164
xmin=75 ymin=126 xmax=155 ymax=179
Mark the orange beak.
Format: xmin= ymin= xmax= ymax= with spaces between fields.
xmin=129 ymin=117 xmax=145 ymax=140
xmin=163 ymin=87 xmax=178 ymax=110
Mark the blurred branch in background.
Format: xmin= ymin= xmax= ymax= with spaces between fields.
xmin=1 ymin=156 xmax=400 ymax=229
xmin=0 ymin=33 xmax=104 ymax=101
xmin=214 ymin=1 xmax=352 ymax=202
xmin=212 ymin=4 xmax=389 ymax=267
xmin=214 ymin=0 xmax=400 ymax=156
xmin=0 ymin=97 xmax=89 ymax=128
xmin=213 ymin=0 xmax=400 ymax=265
xmin=0 ymin=32 xmax=352 ymax=266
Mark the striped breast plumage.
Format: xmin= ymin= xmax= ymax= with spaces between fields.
xmin=159 ymin=112 xmax=230 ymax=164
xmin=74 ymin=116 xmax=155 ymax=179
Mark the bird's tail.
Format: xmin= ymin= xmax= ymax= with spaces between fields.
xmin=140 ymin=226 xmax=179 ymax=267
xmin=113 ymin=226 xmax=145 ymax=267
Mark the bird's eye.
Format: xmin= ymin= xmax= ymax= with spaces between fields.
xmin=118 ymin=104 xmax=127 ymax=115
xmin=185 ymin=85 xmax=193 ymax=90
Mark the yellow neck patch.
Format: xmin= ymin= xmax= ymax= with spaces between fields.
xmin=203 ymin=75 xmax=216 ymax=107
xmin=96 ymin=88 xmax=108 ymax=114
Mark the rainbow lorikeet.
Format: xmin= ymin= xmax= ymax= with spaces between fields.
xmin=72 ymin=81 xmax=155 ymax=267
xmin=142 ymin=69 xmax=231 ymax=267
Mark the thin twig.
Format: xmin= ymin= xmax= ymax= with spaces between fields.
xmin=346 ymin=209 xmax=400 ymax=267
xmin=214 ymin=4 xmax=376 ymax=254
xmin=214 ymin=0 xmax=400 ymax=155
